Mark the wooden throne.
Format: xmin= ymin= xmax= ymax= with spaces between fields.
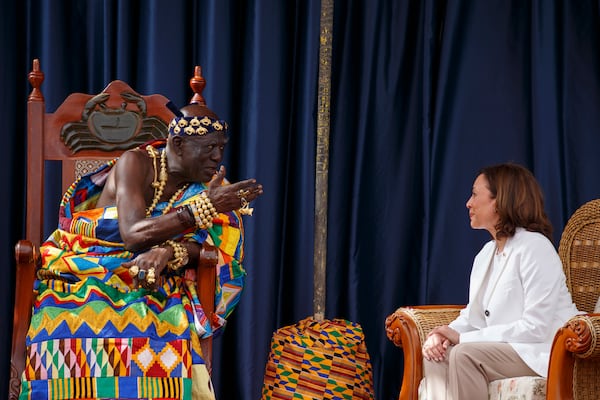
xmin=10 ymin=59 xmax=218 ymax=399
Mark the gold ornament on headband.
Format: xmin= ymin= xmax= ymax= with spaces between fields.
xmin=168 ymin=116 xmax=228 ymax=136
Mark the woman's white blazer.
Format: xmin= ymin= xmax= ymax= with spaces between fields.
xmin=449 ymin=228 xmax=580 ymax=376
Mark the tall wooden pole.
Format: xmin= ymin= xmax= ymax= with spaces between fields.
xmin=314 ymin=0 xmax=334 ymax=322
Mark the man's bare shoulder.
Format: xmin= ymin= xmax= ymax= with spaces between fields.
xmin=115 ymin=148 xmax=153 ymax=175
xmin=119 ymin=147 xmax=149 ymax=163
xmin=96 ymin=148 xmax=151 ymax=208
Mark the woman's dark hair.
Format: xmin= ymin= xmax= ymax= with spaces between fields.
xmin=479 ymin=163 xmax=553 ymax=242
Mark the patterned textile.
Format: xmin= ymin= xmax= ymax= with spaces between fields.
xmin=418 ymin=376 xmax=547 ymax=400
xmin=488 ymin=377 xmax=547 ymax=400
xmin=19 ymin=142 xmax=245 ymax=400
xmin=261 ymin=317 xmax=375 ymax=400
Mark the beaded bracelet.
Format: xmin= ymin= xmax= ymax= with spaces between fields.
xmin=165 ymin=239 xmax=189 ymax=271
xmin=188 ymin=191 xmax=218 ymax=229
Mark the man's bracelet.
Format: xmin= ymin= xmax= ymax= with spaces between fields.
xmin=176 ymin=205 xmax=195 ymax=227
xmin=188 ymin=192 xmax=218 ymax=229
xmin=165 ymin=239 xmax=189 ymax=271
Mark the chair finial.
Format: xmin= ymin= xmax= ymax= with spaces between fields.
xmin=28 ymin=58 xmax=45 ymax=102
xmin=189 ymin=65 xmax=206 ymax=106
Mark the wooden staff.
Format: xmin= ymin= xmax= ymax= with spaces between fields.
xmin=314 ymin=0 xmax=333 ymax=322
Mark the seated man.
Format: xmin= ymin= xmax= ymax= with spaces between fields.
xmin=19 ymin=101 xmax=263 ymax=400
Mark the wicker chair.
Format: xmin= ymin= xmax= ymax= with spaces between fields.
xmin=385 ymin=198 xmax=600 ymax=400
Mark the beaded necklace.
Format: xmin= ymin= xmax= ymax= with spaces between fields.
xmin=146 ymin=145 xmax=189 ymax=216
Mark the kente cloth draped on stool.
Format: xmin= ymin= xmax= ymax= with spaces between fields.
xmin=261 ymin=317 xmax=375 ymax=399
xmin=19 ymin=142 xmax=245 ymax=400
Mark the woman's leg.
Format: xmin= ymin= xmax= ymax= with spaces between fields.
xmin=448 ymin=342 xmax=538 ymax=400
xmin=423 ymin=347 xmax=452 ymax=400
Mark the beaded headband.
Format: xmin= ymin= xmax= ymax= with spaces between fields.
xmin=168 ymin=115 xmax=229 ymax=136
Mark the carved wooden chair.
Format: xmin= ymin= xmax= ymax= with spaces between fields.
xmin=386 ymin=198 xmax=600 ymax=400
xmin=10 ymin=59 xmax=217 ymax=399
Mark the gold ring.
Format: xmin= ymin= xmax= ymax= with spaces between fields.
xmin=237 ymin=189 xmax=251 ymax=198
xmin=147 ymin=267 xmax=156 ymax=284
xmin=129 ymin=265 xmax=139 ymax=277
xmin=137 ymin=269 xmax=147 ymax=280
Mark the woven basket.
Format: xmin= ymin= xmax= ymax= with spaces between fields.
xmin=261 ymin=317 xmax=375 ymax=399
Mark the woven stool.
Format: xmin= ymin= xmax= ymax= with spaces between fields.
xmin=261 ymin=317 xmax=375 ymax=399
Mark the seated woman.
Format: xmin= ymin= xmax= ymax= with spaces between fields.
xmin=421 ymin=162 xmax=580 ymax=400
xmin=19 ymin=101 xmax=263 ymax=400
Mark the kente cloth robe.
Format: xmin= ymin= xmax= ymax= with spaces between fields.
xmin=19 ymin=142 xmax=245 ymax=400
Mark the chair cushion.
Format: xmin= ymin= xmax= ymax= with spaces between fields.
xmin=488 ymin=377 xmax=546 ymax=400
xmin=418 ymin=376 xmax=546 ymax=400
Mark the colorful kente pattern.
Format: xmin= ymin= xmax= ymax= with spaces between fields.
xmin=24 ymin=337 xmax=192 ymax=399
xmin=20 ymin=141 xmax=246 ymax=399
xmin=261 ymin=317 xmax=375 ymax=400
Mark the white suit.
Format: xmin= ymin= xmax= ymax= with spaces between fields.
xmin=449 ymin=228 xmax=580 ymax=376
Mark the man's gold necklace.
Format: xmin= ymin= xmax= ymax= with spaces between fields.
xmin=146 ymin=145 xmax=189 ymax=216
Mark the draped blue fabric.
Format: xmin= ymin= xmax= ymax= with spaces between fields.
xmin=2 ymin=1 xmax=600 ymax=398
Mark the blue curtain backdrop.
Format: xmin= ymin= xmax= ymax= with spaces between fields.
xmin=2 ymin=1 xmax=600 ymax=399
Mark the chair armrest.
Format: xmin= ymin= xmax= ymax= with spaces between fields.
xmin=385 ymin=305 xmax=464 ymax=400
xmin=196 ymin=241 xmax=218 ymax=375
xmin=547 ymin=314 xmax=600 ymax=400
xmin=11 ymin=240 xmax=39 ymax=400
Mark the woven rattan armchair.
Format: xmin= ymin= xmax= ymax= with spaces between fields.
xmin=385 ymin=198 xmax=600 ymax=400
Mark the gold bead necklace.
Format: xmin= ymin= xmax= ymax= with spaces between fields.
xmin=146 ymin=145 xmax=189 ymax=216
